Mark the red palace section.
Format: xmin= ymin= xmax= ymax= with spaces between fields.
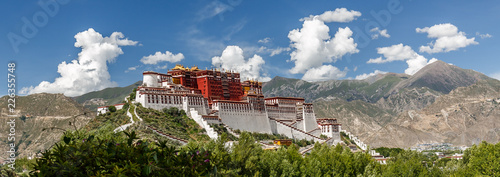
xmin=167 ymin=64 xmax=247 ymax=104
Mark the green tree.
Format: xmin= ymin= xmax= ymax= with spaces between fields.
xmin=383 ymin=150 xmax=432 ymax=177
xmin=108 ymin=105 xmax=117 ymax=112
xmin=230 ymin=132 xmax=263 ymax=176
xmin=458 ymin=141 xmax=500 ymax=176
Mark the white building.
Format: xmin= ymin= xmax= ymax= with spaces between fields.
xmin=97 ymin=103 xmax=126 ymax=115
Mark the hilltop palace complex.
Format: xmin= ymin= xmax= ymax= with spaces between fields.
xmin=134 ymin=64 xmax=341 ymax=143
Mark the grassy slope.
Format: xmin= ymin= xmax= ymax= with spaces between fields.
xmin=135 ymin=105 xmax=209 ymax=141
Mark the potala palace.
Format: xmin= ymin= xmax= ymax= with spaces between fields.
xmin=134 ymin=64 xmax=341 ymax=144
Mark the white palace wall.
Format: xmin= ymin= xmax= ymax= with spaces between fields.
xmin=271 ymin=119 xmax=324 ymax=142
xmin=302 ymin=112 xmax=318 ymax=133
xmin=216 ymin=102 xmax=272 ymax=134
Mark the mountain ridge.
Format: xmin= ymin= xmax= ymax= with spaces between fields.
xmin=73 ymin=81 xmax=142 ymax=110
xmin=263 ymin=60 xmax=499 ymax=147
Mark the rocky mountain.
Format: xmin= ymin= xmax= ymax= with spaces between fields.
xmin=366 ymin=79 xmax=500 ymax=148
xmin=0 ymin=93 xmax=93 ymax=159
xmin=263 ymin=60 xmax=499 ymax=148
xmin=389 ymin=61 xmax=490 ymax=94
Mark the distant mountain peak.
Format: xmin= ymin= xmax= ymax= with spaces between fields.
xmin=391 ymin=60 xmax=489 ymax=94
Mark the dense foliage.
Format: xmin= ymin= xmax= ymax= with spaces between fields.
xmin=374 ymin=147 xmax=404 ymax=157
xmin=1 ymin=127 xmax=499 ymax=176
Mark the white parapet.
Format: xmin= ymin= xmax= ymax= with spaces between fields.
xmin=341 ymin=130 xmax=367 ymax=151
xmin=189 ymin=108 xmax=218 ymax=139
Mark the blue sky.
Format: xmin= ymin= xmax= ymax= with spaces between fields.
xmin=2 ymin=0 xmax=499 ymax=97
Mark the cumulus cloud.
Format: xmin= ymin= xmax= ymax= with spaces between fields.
xmin=355 ymin=70 xmax=388 ymax=80
xmin=302 ymin=65 xmax=347 ymax=82
xmin=476 ymin=32 xmax=492 ymax=39
xmin=367 ymin=43 xmax=437 ymax=75
xmin=405 ymin=57 xmax=438 ymax=75
xmin=288 ymin=17 xmax=358 ymax=74
xmin=212 ymin=46 xmax=271 ymax=81
xmin=140 ymin=51 xmax=184 ymax=65
xmin=258 ymin=37 xmax=271 ymax=43
xmin=20 ymin=28 xmax=138 ymax=97
xmin=367 ymin=44 xmax=416 ymax=64
xmin=417 ymin=23 xmax=478 ymax=54
xmin=301 ymin=8 xmax=362 ymax=23
xmin=370 ymin=27 xmax=390 ymax=39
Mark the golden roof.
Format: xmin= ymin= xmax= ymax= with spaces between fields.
xmin=190 ymin=66 xmax=200 ymax=71
xmin=172 ymin=64 xmax=186 ymax=70
xmin=171 ymin=64 xmax=203 ymax=72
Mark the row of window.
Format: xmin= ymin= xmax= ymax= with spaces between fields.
xmin=321 ymin=125 xmax=339 ymax=133
xmin=146 ymin=94 xmax=205 ymax=106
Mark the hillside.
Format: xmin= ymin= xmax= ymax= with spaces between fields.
xmin=0 ymin=93 xmax=94 ymax=159
xmin=0 ymin=91 xmax=208 ymax=159
xmin=0 ymin=93 xmax=90 ymax=117
xmin=314 ymin=99 xmax=393 ymax=139
xmin=366 ymin=79 xmax=500 ymax=147
xmin=73 ymin=81 xmax=142 ymax=110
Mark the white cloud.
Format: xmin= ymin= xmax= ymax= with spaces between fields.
xmin=258 ymin=37 xmax=271 ymax=44
xmin=256 ymin=46 xmax=267 ymax=53
xmin=140 ymin=51 xmax=184 ymax=65
xmin=367 ymin=43 xmax=438 ymax=75
xmin=270 ymin=47 xmax=291 ymax=56
xmin=125 ymin=65 xmax=139 ymax=73
xmin=301 ymin=8 xmax=362 ymax=23
xmin=197 ymin=1 xmax=233 ymax=21
xmin=490 ymin=72 xmax=500 ymax=81
xmin=212 ymin=46 xmax=271 ymax=81
xmin=370 ymin=27 xmax=390 ymax=39
xmin=20 ymin=28 xmax=138 ymax=97
xmin=302 ymin=65 xmax=347 ymax=82
xmin=255 ymin=46 xmax=291 ymax=56
xmin=367 ymin=44 xmax=416 ymax=64
xmin=417 ymin=23 xmax=478 ymax=54
xmin=355 ymin=70 xmax=387 ymax=80
xmin=288 ymin=18 xmax=358 ymax=74
xmin=404 ymin=56 xmax=436 ymax=75
xmin=476 ymin=32 xmax=492 ymax=39
xmin=380 ymin=29 xmax=390 ymax=38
